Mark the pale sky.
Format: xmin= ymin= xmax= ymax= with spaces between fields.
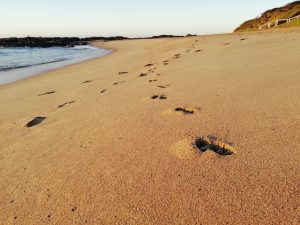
xmin=0 ymin=0 xmax=292 ymax=38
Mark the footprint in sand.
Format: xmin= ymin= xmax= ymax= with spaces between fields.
xmin=223 ymin=43 xmax=230 ymax=45
xmin=144 ymin=63 xmax=154 ymax=67
xmin=100 ymin=89 xmax=106 ymax=93
xmin=170 ymin=136 xmax=236 ymax=160
xmin=139 ymin=73 xmax=147 ymax=77
xmin=151 ymin=94 xmax=167 ymax=100
xmin=149 ymin=79 xmax=158 ymax=83
xmin=175 ymin=107 xmax=197 ymax=115
xmin=117 ymin=72 xmax=128 ymax=75
xmin=173 ymin=54 xmax=181 ymax=59
xmin=157 ymin=85 xmax=169 ymax=89
xmin=38 ymin=91 xmax=56 ymax=96
xmin=57 ymin=101 xmax=76 ymax=108
xmin=148 ymin=68 xmax=157 ymax=73
xmin=26 ymin=116 xmax=47 ymax=128
xmin=240 ymin=38 xmax=247 ymax=41
xmin=195 ymin=135 xmax=236 ymax=156
xmin=113 ymin=81 xmax=126 ymax=85
xmin=82 ymin=80 xmax=93 ymax=84
xmin=195 ymin=49 xmax=204 ymax=53
xmin=163 ymin=107 xmax=200 ymax=116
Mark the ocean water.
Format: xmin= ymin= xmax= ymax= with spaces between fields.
xmin=0 ymin=46 xmax=110 ymax=85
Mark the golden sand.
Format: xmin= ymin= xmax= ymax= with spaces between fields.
xmin=0 ymin=30 xmax=299 ymax=224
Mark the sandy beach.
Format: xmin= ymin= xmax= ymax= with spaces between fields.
xmin=0 ymin=30 xmax=299 ymax=225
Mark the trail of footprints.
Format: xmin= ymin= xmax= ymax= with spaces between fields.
xmin=29 ymin=53 xmax=185 ymax=128
xmin=18 ymin=37 xmax=239 ymax=221
xmin=26 ymin=38 xmax=237 ymax=159
xmin=28 ymin=40 xmax=201 ymax=128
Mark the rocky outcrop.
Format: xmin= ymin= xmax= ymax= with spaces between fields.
xmin=0 ymin=35 xmax=189 ymax=48
xmin=83 ymin=36 xmax=128 ymax=42
xmin=149 ymin=35 xmax=184 ymax=39
xmin=0 ymin=37 xmax=87 ymax=48
xmin=0 ymin=36 xmax=130 ymax=48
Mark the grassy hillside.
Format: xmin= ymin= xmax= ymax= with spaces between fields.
xmin=280 ymin=18 xmax=300 ymax=27
xmin=235 ymin=1 xmax=300 ymax=32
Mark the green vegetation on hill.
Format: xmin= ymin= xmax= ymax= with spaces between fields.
xmin=235 ymin=1 xmax=300 ymax=32
xmin=280 ymin=18 xmax=300 ymax=27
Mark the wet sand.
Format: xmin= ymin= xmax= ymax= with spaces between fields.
xmin=0 ymin=30 xmax=299 ymax=224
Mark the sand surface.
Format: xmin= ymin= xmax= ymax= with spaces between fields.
xmin=0 ymin=30 xmax=299 ymax=225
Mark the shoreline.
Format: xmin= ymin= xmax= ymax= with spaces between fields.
xmin=2 ymin=28 xmax=295 ymax=88
xmin=0 ymin=30 xmax=299 ymax=225
xmin=0 ymin=44 xmax=113 ymax=86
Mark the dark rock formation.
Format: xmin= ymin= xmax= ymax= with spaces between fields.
xmin=0 ymin=34 xmax=192 ymax=48
xmin=149 ymin=35 xmax=184 ymax=39
xmin=0 ymin=37 xmax=87 ymax=48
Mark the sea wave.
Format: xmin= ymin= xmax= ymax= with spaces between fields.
xmin=0 ymin=46 xmax=110 ymax=85
xmin=0 ymin=45 xmax=104 ymax=73
xmin=0 ymin=59 xmax=68 ymax=72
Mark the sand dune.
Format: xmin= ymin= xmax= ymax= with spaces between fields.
xmin=0 ymin=30 xmax=299 ymax=224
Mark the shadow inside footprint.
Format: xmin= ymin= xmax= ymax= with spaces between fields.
xmin=118 ymin=72 xmax=128 ymax=75
xmin=145 ymin=64 xmax=154 ymax=67
xmin=148 ymin=68 xmax=156 ymax=73
xmin=26 ymin=117 xmax=46 ymax=128
xmin=149 ymin=79 xmax=157 ymax=82
xmin=195 ymin=136 xmax=236 ymax=155
xmin=100 ymin=89 xmax=106 ymax=93
xmin=38 ymin=91 xmax=56 ymax=96
xmin=139 ymin=73 xmax=147 ymax=77
xmin=172 ymin=54 xmax=181 ymax=59
xmin=113 ymin=81 xmax=126 ymax=85
xmin=195 ymin=49 xmax=204 ymax=52
xmin=175 ymin=107 xmax=195 ymax=115
xmin=82 ymin=80 xmax=93 ymax=84
xmin=151 ymin=95 xmax=167 ymax=100
xmin=157 ymin=85 xmax=169 ymax=89
xmin=58 ymin=101 xmax=76 ymax=108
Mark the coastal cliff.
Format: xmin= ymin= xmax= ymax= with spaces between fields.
xmin=235 ymin=1 xmax=300 ymax=32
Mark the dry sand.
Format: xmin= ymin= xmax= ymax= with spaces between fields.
xmin=0 ymin=30 xmax=299 ymax=225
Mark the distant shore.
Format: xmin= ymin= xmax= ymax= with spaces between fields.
xmin=0 ymin=35 xmax=196 ymax=48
